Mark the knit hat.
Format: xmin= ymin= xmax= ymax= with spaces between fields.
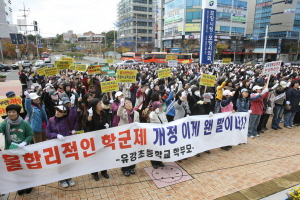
xmin=152 ymin=101 xmax=162 ymax=110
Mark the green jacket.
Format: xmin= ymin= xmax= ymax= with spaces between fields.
xmin=0 ymin=120 xmax=33 ymax=150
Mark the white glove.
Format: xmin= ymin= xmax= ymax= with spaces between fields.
xmin=70 ymin=94 xmax=75 ymax=104
xmin=72 ymin=88 xmax=77 ymax=94
xmin=248 ymin=110 xmax=252 ymax=113
xmin=59 ymin=101 xmax=63 ymax=105
xmin=239 ymin=82 xmax=243 ymax=87
xmin=208 ymin=112 xmax=213 ymax=117
xmin=18 ymin=142 xmax=27 ymax=148
xmin=171 ymin=85 xmax=174 ymax=92
xmin=120 ymin=98 xmax=125 ymax=106
xmin=287 ymin=82 xmax=291 ymax=87
xmin=286 ymin=101 xmax=290 ymax=105
xmin=175 ymin=83 xmax=178 ymax=87
xmin=109 ymin=100 xmax=114 ymax=104
xmin=104 ymin=123 xmax=109 ymax=129
xmin=57 ymin=134 xmax=65 ymax=140
xmin=267 ymin=107 xmax=272 ymax=112
xmin=262 ymin=88 xmax=269 ymax=94
xmin=155 ymin=108 xmax=159 ymax=114
xmin=178 ymin=81 xmax=182 ymax=84
xmin=272 ymin=84 xmax=278 ymax=90
xmin=24 ymin=91 xmax=30 ymax=98
xmin=71 ymin=130 xmax=76 ymax=135
xmin=197 ymin=101 xmax=204 ymax=105
xmin=88 ymin=107 xmax=93 ymax=116
xmin=166 ymin=88 xmax=170 ymax=93
xmin=181 ymin=91 xmax=187 ymax=98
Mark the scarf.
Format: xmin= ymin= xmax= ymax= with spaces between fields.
xmin=126 ymin=109 xmax=134 ymax=123
xmin=5 ymin=116 xmax=23 ymax=144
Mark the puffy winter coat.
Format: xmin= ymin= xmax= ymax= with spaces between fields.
xmin=25 ymin=98 xmax=48 ymax=133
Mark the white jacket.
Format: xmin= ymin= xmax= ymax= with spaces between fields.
xmin=149 ymin=111 xmax=168 ymax=124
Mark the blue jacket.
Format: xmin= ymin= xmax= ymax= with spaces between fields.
xmin=25 ymin=98 xmax=49 ymax=132
xmin=165 ymin=91 xmax=175 ymax=117
xmin=286 ymin=88 xmax=300 ymax=112
xmin=236 ymin=94 xmax=262 ymax=112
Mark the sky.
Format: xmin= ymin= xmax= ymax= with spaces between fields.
xmin=11 ymin=0 xmax=119 ymax=38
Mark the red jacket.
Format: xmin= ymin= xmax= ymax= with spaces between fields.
xmin=250 ymin=92 xmax=268 ymax=115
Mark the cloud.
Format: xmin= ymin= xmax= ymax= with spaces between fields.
xmin=11 ymin=0 xmax=118 ymax=37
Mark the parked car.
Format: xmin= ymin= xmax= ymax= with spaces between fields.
xmin=38 ymin=64 xmax=55 ymax=69
xmin=12 ymin=60 xmax=32 ymax=69
xmin=35 ymin=60 xmax=45 ymax=66
xmin=0 ymin=64 xmax=11 ymax=72
xmin=44 ymin=57 xmax=51 ymax=63
xmin=115 ymin=60 xmax=139 ymax=66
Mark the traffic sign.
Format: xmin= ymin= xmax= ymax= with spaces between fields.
xmin=38 ymin=45 xmax=43 ymax=48
xmin=77 ymin=47 xmax=82 ymax=50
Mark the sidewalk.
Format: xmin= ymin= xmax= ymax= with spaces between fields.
xmin=1 ymin=81 xmax=300 ymax=200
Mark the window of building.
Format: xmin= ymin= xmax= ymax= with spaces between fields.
xmin=149 ymin=30 xmax=152 ymax=33
xmin=186 ymin=0 xmax=202 ymax=7
xmin=133 ymin=0 xmax=147 ymax=3
xmin=137 ymin=21 xmax=147 ymax=26
xmin=149 ymin=0 xmax=152 ymax=4
xmin=220 ymin=26 xmax=230 ymax=33
xmin=134 ymin=13 xmax=147 ymax=19
xmin=149 ymin=8 xmax=152 ymax=12
xmin=149 ymin=15 xmax=152 ymax=19
xmin=231 ymin=27 xmax=245 ymax=34
xmin=216 ymin=12 xmax=231 ymax=21
xmin=133 ymin=6 xmax=147 ymax=12
xmin=233 ymin=0 xmax=247 ymax=10
xmin=186 ymin=8 xmax=202 ymax=22
xmin=137 ymin=29 xmax=147 ymax=33
xmin=217 ymin=0 xmax=232 ymax=7
xmin=148 ymin=22 xmax=152 ymax=26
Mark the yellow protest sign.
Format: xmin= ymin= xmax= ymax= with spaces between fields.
xmin=222 ymin=58 xmax=231 ymax=64
xmin=182 ymin=60 xmax=190 ymax=64
xmin=106 ymin=59 xmax=114 ymax=63
xmin=75 ymin=130 xmax=84 ymax=134
xmin=100 ymin=81 xmax=119 ymax=93
xmin=55 ymin=61 xmax=70 ymax=70
xmin=60 ymin=57 xmax=74 ymax=63
xmin=200 ymin=74 xmax=216 ymax=87
xmin=44 ymin=67 xmax=58 ymax=77
xmin=88 ymin=65 xmax=101 ymax=74
xmin=116 ymin=70 xmax=137 ymax=83
xmin=0 ymin=97 xmax=23 ymax=116
xmin=158 ymin=68 xmax=171 ymax=79
xmin=69 ymin=64 xmax=75 ymax=71
xmin=75 ymin=64 xmax=87 ymax=72
xmin=36 ymin=68 xmax=45 ymax=76
xmin=166 ymin=55 xmax=177 ymax=61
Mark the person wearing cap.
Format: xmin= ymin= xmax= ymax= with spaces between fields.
xmin=42 ymin=90 xmax=60 ymax=119
xmin=6 ymin=91 xmax=16 ymax=98
xmin=0 ymin=104 xmax=33 ymax=195
xmin=215 ymin=78 xmax=228 ymax=113
xmin=24 ymin=92 xmax=48 ymax=143
xmin=46 ymin=105 xmax=76 ymax=188
xmin=191 ymin=93 xmax=214 ymax=116
xmin=60 ymin=96 xmax=78 ymax=134
xmin=86 ymin=98 xmax=110 ymax=181
xmin=117 ymin=97 xmax=139 ymax=176
xmin=149 ymin=101 xmax=168 ymax=168
xmin=248 ymin=85 xmax=269 ymax=138
xmin=284 ymin=80 xmax=300 ymax=128
xmin=236 ymin=88 xmax=261 ymax=113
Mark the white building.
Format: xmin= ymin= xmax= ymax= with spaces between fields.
xmin=0 ymin=0 xmax=17 ymax=38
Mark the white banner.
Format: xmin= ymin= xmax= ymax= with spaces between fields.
xmin=0 ymin=112 xmax=249 ymax=194
xmin=262 ymin=61 xmax=281 ymax=75
xmin=168 ymin=60 xmax=178 ymax=67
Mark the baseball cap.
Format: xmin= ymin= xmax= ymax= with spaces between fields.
xmin=61 ymin=97 xmax=71 ymax=104
xmin=152 ymin=101 xmax=163 ymax=110
xmin=202 ymin=93 xmax=211 ymax=102
xmin=55 ymin=105 xmax=66 ymax=112
xmin=115 ymin=91 xmax=123 ymax=97
xmin=252 ymin=85 xmax=263 ymax=91
xmin=6 ymin=91 xmax=15 ymax=98
xmin=241 ymin=88 xmax=248 ymax=93
xmin=29 ymin=93 xmax=40 ymax=100
xmin=280 ymin=81 xmax=287 ymax=88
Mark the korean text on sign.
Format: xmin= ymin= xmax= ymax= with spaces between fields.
xmin=157 ymin=68 xmax=171 ymax=79
xmin=44 ymin=67 xmax=58 ymax=77
xmin=106 ymin=59 xmax=114 ymax=63
xmin=60 ymin=57 xmax=74 ymax=62
xmin=116 ymin=70 xmax=137 ymax=83
xmin=75 ymin=64 xmax=87 ymax=72
xmin=200 ymin=74 xmax=216 ymax=87
xmin=168 ymin=60 xmax=178 ymax=67
xmin=100 ymin=81 xmax=119 ymax=93
xmin=55 ymin=61 xmax=70 ymax=70
xmin=262 ymin=61 xmax=281 ymax=75
xmin=222 ymin=58 xmax=231 ymax=64
xmin=88 ymin=65 xmax=101 ymax=74
xmin=0 ymin=97 xmax=23 ymax=116
xmin=165 ymin=55 xmax=178 ymax=61
xmin=36 ymin=68 xmax=45 ymax=76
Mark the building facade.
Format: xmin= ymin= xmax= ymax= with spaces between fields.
xmin=156 ymin=0 xmax=249 ymax=56
xmin=246 ymin=0 xmax=300 ymax=62
xmin=116 ymin=0 xmax=156 ymax=51
xmin=0 ymin=0 xmax=17 ymax=38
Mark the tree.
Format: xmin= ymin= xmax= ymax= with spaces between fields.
xmin=67 ymin=43 xmax=77 ymax=52
xmin=102 ymin=30 xmax=117 ymax=50
xmin=182 ymin=39 xmax=198 ymax=53
xmin=2 ymin=39 xmax=16 ymax=59
xmin=215 ymin=42 xmax=229 ymax=60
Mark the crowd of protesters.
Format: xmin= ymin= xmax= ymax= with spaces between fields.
xmin=1 ymin=62 xmax=300 ymax=195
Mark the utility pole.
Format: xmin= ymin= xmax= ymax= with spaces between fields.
xmin=19 ymin=3 xmax=30 ymax=59
xmin=114 ymin=27 xmax=116 ymax=59
xmin=0 ymin=38 xmax=4 ymax=63
xmin=136 ymin=18 xmax=138 ymax=52
xmin=262 ymin=25 xmax=268 ymax=65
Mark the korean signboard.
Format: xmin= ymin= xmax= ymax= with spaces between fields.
xmin=222 ymin=58 xmax=231 ymax=64
xmin=200 ymin=74 xmax=216 ymax=87
xmin=116 ymin=70 xmax=137 ymax=83
xmin=168 ymin=60 xmax=178 ymax=67
xmin=232 ymin=14 xmax=246 ymax=23
xmin=87 ymin=65 xmax=101 ymax=74
xmin=185 ymin=23 xmax=201 ymax=32
xmin=101 ymin=66 xmax=116 ymax=76
xmin=262 ymin=61 xmax=282 ymax=75
xmin=54 ymin=61 xmax=70 ymax=70
xmin=164 ymin=0 xmax=185 ymax=36
xmin=44 ymin=67 xmax=58 ymax=77
xmin=0 ymin=112 xmax=249 ymax=194
xmin=199 ymin=0 xmax=217 ymax=64
xmin=100 ymin=81 xmax=119 ymax=93
xmin=0 ymin=97 xmax=23 ymax=116
xmin=75 ymin=64 xmax=87 ymax=72
xmin=165 ymin=55 xmax=178 ymax=61
xmin=157 ymin=68 xmax=171 ymax=79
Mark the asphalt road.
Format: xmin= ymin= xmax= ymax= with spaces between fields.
xmin=0 ymin=69 xmax=20 ymax=81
